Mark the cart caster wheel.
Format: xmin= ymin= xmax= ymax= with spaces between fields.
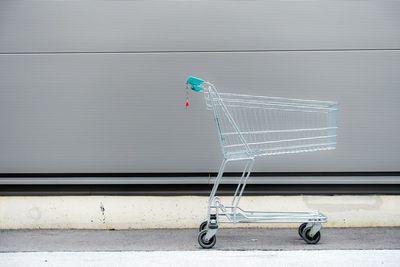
xmin=198 ymin=229 xmax=216 ymax=249
xmin=199 ymin=221 xmax=208 ymax=232
xmin=298 ymin=223 xmax=308 ymax=238
xmin=301 ymin=228 xmax=321 ymax=244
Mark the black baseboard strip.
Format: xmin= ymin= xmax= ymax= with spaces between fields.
xmin=0 ymin=184 xmax=399 ymax=196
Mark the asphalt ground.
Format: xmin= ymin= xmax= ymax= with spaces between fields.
xmin=1 ymin=227 xmax=399 ymax=252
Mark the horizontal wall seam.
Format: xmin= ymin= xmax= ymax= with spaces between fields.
xmin=1 ymin=48 xmax=400 ymax=55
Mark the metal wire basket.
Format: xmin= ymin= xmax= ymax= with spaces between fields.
xmin=204 ymin=89 xmax=337 ymax=159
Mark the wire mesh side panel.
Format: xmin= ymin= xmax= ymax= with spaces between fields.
xmin=207 ymin=91 xmax=338 ymax=159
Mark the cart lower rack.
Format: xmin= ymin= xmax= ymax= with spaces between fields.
xmin=186 ymin=76 xmax=337 ymax=249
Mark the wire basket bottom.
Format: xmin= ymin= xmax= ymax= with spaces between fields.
xmin=225 ymin=143 xmax=336 ymax=159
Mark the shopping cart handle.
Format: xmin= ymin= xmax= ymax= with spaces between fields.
xmin=186 ymin=76 xmax=205 ymax=92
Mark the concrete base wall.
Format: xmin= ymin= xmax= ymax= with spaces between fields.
xmin=1 ymin=195 xmax=399 ymax=229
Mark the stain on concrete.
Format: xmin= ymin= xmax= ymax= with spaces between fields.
xmin=100 ymin=202 xmax=106 ymax=224
xmin=28 ymin=207 xmax=42 ymax=221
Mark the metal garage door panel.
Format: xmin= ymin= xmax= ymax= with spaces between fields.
xmin=0 ymin=51 xmax=399 ymax=173
xmin=0 ymin=1 xmax=399 ymax=53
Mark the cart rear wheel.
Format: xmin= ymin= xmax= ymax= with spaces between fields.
xmin=197 ymin=229 xmax=216 ymax=249
xmin=298 ymin=223 xmax=308 ymax=238
xmin=301 ymin=228 xmax=321 ymax=244
xmin=199 ymin=221 xmax=208 ymax=232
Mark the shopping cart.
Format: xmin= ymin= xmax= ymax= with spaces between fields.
xmin=186 ymin=76 xmax=338 ymax=248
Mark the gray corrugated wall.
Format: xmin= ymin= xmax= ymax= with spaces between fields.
xmin=1 ymin=1 xmax=400 ymax=174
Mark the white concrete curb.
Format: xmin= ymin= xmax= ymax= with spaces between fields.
xmin=1 ymin=195 xmax=399 ymax=229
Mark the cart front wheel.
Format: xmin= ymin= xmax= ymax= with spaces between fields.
xmin=301 ymin=228 xmax=321 ymax=244
xmin=199 ymin=221 xmax=208 ymax=232
xmin=198 ymin=229 xmax=216 ymax=249
xmin=298 ymin=223 xmax=308 ymax=238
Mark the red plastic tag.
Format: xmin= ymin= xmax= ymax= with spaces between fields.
xmin=185 ymin=83 xmax=190 ymax=109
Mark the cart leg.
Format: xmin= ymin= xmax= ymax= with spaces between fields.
xmin=204 ymin=159 xmax=229 ymax=235
xmin=231 ymin=160 xmax=251 ymax=207
xmin=207 ymin=159 xmax=228 ymax=217
xmin=232 ymin=158 xmax=255 ymax=218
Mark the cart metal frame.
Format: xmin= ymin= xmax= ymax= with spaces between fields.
xmin=186 ymin=76 xmax=337 ymax=248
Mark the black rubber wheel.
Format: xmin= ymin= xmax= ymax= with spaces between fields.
xmin=301 ymin=228 xmax=321 ymax=244
xmin=298 ymin=223 xmax=308 ymax=238
xmin=197 ymin=229 xmax=216 ymax=249
xmin=199 ymin=221 xmax=208 ymax=232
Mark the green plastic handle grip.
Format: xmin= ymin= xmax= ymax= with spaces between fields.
xmin=186 ymin=76 xmax=205 ymax=92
